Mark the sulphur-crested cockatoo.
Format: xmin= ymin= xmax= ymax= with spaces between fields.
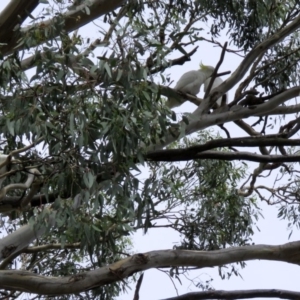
xmin=166 ymin=63 xmax=215 ymax=108
xmin=204 ymin=76 xmax=228 ymax=108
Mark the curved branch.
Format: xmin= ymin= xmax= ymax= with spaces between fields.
xmin=147 ymin=150 xmax=300 ymax=163
xmin=163 ymin=289 xmax=300 ymax=300
xmin=0 ymin=193 xmax=58 ymax=213
xmin=196 ymin=12 xmax=300 ymax=113
xmin=24 ymin=243 xmax=81 ymax=253
xmin=0 ymin=193 xmax=82 ymax=261
xmin=147 ymin=136 xmax=300 ymax=161
xmin=0 ymin=248 xmax=24 ymax=270
xmin=147 ymin=16 xmax=300 ymax=150
xmin=10 ymin=137 xmax=44 ymax=156
xmin=0 ymin=208 xmax=56 ymax=261
xmin=0 ymin=138 xmax=43 ymax=190
xmin=0 ymin=169 xmax=41 ymax=200
xmin=0 ymin=0 xmax=39 ymax=51
xmin=20 ymin=180 xmax=42 ymax=208
xmin=149 ymin=86 xmax=300 ymax=151
xmin=0 ymin=241 xmax=300 ymax=294
xmin=2 ymin=0 xmax=124 ymax=56
xmin=256 ymin=104 xmax=300 ymax=116
xmin=193 ymin=87 xmax=300 ymax=133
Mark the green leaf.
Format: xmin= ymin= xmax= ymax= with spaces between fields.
xmin=83 ymin=172 xmax=95 ymax=189
xmin=104 ymin=62 xmax=112 ymax=77
xmin=116 ymin=69 xmax=123 ymax=81
xmin=84 ymin=6 xmax=90 ymax=15
xmin=6 ymin=119 xmax=15 ymax=136
xmin=56 ymin=69 xmax=64 ymax=82
xmin=92 ymin=224 xmax=102 ymax=232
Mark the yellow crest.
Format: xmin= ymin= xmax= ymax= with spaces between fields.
xmin=200 ymin=62 xmax=208 ymax=70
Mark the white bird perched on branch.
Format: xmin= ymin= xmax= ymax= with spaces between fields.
xmin=204 ymin=76 xmax=228 ymax=109
xmin=166 ymin=63 xmax=215 ymax=108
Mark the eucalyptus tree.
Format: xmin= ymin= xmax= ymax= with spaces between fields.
xmin=0 ymin=0 xmax=300 ymax=299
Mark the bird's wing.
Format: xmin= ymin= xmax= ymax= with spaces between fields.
xmin=203 ymin=77 xmax=224 ymax=92
xmin=174 ymin=71 xmax=201 ymax=90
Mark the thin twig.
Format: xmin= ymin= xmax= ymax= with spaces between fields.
xmin=204 ymin=42 xmax=228 ymax=99
xmin=133 ymin=273 xmax=144 ymax=300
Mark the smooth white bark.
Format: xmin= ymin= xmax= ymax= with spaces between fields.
xmin=0 ymin=241 xmax=299 ymax=295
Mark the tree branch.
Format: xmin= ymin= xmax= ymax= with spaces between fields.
xmin=148 ymin=86 xmax=300 ymax=151
xmin=24 ymin=243 xmax=81 ymax=253
xmin=0 ymin=193 xmax=58 ymax=213
xmin=176 ymin=12 xmax=300 ymax=142
xmin=147 ymin=150 xmax=300 ymax=163
xmin=2 ymin=0 xmax=125 ymax=56
xmin=0 ymin=169 xmax=41 ymax=201
xmin=0 ymin=0 xmax=39 ymax=52
xmin=0 ymin=241 xmax=300 ymax=294
xmin=147 ymin=136 xmax=300 ymax=160
xmin=0 ymin=208 xmax=56 ymax=261
xmin=162 ymin=289 xmax=300 ymax=300
xmin=150 ymin=46 xmax=199 ymax=74
xmin=201 ymin=11 xmax=300 ymax=106
xmin=133 ymin=273 xmax=144 ymax=300
xmin=204 ymin=42 xmax=227 ymax=99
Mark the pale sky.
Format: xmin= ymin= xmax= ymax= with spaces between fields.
xmin=0 ymin=1 xmax=299 ymax=300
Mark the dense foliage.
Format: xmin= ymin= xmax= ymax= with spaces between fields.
xmin=0 ymin=0 xmax=300 ymax=299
